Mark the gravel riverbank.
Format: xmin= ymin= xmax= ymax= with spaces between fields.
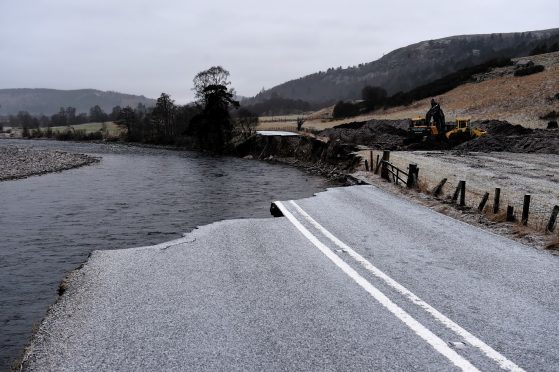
xmin=0 ymin=143 xmax=99 ymax=181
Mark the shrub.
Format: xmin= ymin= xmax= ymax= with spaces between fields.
xmin=514 ymin=65 xmax=545 ymax=77
xmin=540 ymin=111 xmax=558 ymax=120
xmin=54 ymin=128 xmax=103 ymax=141
xmin=383 ymin=58 xmax=512 ymax=108
xmin=333 ymin=101 xmax=359 ymax=119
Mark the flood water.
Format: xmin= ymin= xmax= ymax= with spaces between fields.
xmin=0 ymin=139 xmax=334 ymax=369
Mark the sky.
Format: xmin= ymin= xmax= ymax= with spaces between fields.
xmin=1 ymin=0 xmax=557 ymax=103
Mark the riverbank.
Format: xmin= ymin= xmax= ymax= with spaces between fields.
xmin=0 ymin=143 xmax=99 ymax=181
xmin=237 ymin=133 xmax=361 ymax=183
xmin=1 ymin=139 xmax=335 ymax=371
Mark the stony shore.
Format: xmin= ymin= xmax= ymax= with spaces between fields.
xmin=0 ymin=144 xmax=99 ymax=181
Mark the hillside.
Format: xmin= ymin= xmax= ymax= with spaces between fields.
xmin=366 ymin=51 xmax=559 ymax=128
xmin=258 ymin=52 xmax=559 ymax=132
xmin=0 ymin=89 xmax=156 ymax=115
xmin=248 ymin=28 xmax=559 ymax=106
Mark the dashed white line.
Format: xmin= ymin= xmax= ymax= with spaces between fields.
xmin=288 ymin=200 xmax=524 ymax=372
xmin=274 ymin=201 xmax=480 ymax=372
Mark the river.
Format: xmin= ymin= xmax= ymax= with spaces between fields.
xmin=0 ymin=139 xmax=334 ymax=370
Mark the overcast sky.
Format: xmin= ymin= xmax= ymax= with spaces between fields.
xmin=1 ymin=0 xmax=557 ymax=103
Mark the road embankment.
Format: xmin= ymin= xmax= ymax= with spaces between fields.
xmin=237 ymin=134 xmax=361 ymax=180
xmin=0 ymin=143 xmax=99 ymax=181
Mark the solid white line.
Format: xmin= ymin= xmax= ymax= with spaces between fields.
xmin=288 ymin=200 xmax=524 ymax=372
xmin=274 ymin=201 xmax=480 ymax=372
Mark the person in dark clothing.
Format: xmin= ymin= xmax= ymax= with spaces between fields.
xmin=425 ymin=98 xmax=446 ymax=136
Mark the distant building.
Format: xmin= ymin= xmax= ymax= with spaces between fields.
xmin=472 ymin=49 xmax=481 ymax=57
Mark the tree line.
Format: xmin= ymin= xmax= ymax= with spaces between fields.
xmin=14 ymin=66 xmax=259 ymax=153
xmin=6 ymin=104 xmax=130 ymax=128
xmin=333 ymin=57 xmax=513 ymax=119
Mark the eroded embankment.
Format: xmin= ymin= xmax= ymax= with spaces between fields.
xmin=236 ymin=134 xmax=361 ymax=180
xmin=0 ymin=143 xmax=99 ymax=181
xmin=317 ymin=119 xmax=559 ymax=153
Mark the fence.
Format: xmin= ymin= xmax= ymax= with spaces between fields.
xmin=363 ymin=150 xmax=559 ymax=234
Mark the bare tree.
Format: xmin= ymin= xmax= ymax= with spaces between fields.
xmin=152 ymin=93 xmax=176 ymax=139
xmin=193 ymin=66 xmax=232 ymax=104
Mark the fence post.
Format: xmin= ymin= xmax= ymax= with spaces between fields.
xmin=407 ymin=164 xmax=418 ymax=188
xmin=506 ymin=206 xmax=515 ymax=222
xmin=478 ymin=192 xmax=489 ymax=212
xmin=381 ymin=150 xmax=390 ymax=180
xmin=374 ymin=155 xmax=381 ymax=174
xmin=432 ymin=178 xmax=447 ymax=196
xmin=546 ymin=205 xmax=559 ymax=232
xmin=459 ymin=181 xmax=466 ymax=207
xmin=369 ymin=151 xmax=373 ymax=172
xmin=452 ymin=183 xmax=461 ymax=202
xmin=522 ymin=194 xmax=531 ymax=226
xmin=493 ymin=188 xmax=501 ymax=214
xmin=364 ymin=159 xmax=369 ymax=172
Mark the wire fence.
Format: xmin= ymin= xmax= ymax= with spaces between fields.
xmin=361 ymin=150 xmax=559 ymax=235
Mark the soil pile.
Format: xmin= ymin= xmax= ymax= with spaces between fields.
xmin=455 ymin=120 xmax=559 ymax=154
xmin=320 ymin=120 xmax=409 ymax=150
xmin=475 ymin=120 xmax=533 ymax=136
xmin=317 ymin=118 xmax=559 ymax=154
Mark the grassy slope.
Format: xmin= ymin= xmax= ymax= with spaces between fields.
xmin=274 ymin=52 xmax=559 ymax=131
xmin=50 ymin=122 xmax=123 ymax=136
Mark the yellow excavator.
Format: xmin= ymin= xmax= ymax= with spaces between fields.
xmin=445 ymin=118 xmax=487 ymax=139
xmin=407 ymin=99 xmax=487 ymax=141
xmin=408 ymin=116 xmax=487 ymax=141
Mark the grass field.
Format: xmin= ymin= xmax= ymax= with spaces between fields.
xmin=50 ymin=122 xmax=123 ymax=136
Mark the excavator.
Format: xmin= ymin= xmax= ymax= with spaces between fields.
xmin=445 ymin=117 xmax=487 ymax=139
xmin=407 ymin=99 xmax=486 ymax=141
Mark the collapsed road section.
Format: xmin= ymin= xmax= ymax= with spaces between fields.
xmin=22 ymin=186 xmax=559 ymax=371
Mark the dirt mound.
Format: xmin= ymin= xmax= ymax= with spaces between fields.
xmin=456 ymin=121 xmax=559 ymax=154
xmin=321 ymin=120 xmax=409 ymax=149
xmin=333 ymin=121 xmax=367 ymax=130
xmin=320 ymin=118 xmax=559 ymax=154
xmin=475 ymin=120 xmax=533 ymax=135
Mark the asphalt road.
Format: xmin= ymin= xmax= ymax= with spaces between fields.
xmin=23 ymin=185 xmax=559 ymax=371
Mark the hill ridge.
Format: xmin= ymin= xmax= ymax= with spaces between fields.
xmin=248 ymin=28 xmax=559 ymax=106
xmin=0 ymin=88 xmax=156 ymax=116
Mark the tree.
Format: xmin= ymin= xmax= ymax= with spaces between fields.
xmin=193 ymin=66 xmax=231 ymax=104
xmin=175 ymin=104 xmax=200 ymax=136
xmin=361 ymin=86 xmax=387 ymax=111
xmin=50 ymin=107 xmax=67 ymax=126
xmin=110 ymin=106 xmax=122 ymax=121
xmin=75 ymin=113 xmax=88 ymax=124
xmin=89 ymin=105 xmax=109 ymax=123
xmin=118 ymin=106 xmax=137 ymax=140
xmin=65 ymin=107 xmax=76 ymax=124
xmin=191 ymin=66 xmax=239 ymax=152
xmin=152 ymin=93 xmax=176 ymax=139
xmin=333 ymin=101 xmax=359 ymax=119
xmin=235 ymin=108 xmax=258 ymax=138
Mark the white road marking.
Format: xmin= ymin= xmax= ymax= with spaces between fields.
xmin=274 ymin=201 xmax=480 ymax=372
xmin=288 ymin=200 xmax=525 ymax=372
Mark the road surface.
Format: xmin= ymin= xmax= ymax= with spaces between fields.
xmin=23 ymin=186 xmax=559 ymax=371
